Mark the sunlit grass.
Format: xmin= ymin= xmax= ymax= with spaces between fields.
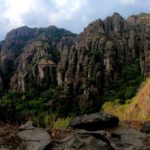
xmin=102 ymin=79 xmax=150 ymax=122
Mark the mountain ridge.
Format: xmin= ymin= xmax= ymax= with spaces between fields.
xmin=0 ymin=12 xmax=150 ymax=117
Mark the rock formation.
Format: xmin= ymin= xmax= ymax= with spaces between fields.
xmin=1 ymin=12 xmax=150 ymax=111
xmin=18 ymin=121 xmax=51 ymax=150
xmin=71 ymin=112 xmax=119 ymax=130
xmin=0 ymin=26 xmax=76 ymax=92
xmin=57 ymin=12 xmax=149 ymax=110
xmin=51 ymin=113 xmax=150 ymax=150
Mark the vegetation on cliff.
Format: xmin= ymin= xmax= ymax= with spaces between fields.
xmin=1 ymin=12 xmax=150 ymax=126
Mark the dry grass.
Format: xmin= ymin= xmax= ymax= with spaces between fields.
xmin=52 ymin=117 xmax=72 ymax=130
xmin=102 ymin=78 xmax=150 ymax=123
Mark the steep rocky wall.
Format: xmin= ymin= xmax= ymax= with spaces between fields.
xmin=0 ymin=26 xmax=76 ymax=92
xmin=0 ymin=26 xmax=39 ymax=89
xmin=57 ymin=13 xmax=147 ymax=109
xmin=10 ymin=36 xmax=75 ymax=92
xmin=1 ymin=12 xmax=150 ymax=110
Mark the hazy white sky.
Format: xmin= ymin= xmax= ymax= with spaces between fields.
xmin=0 ymin=0 xmax=150 ymax=40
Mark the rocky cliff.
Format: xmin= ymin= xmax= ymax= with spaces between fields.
xmin=57 ymin=12 xmax=149 ymax=110
xmin=1 ymin=12 xmax=150 ymax=112
xmin=0 ymin=26 xmax=76 ymax=91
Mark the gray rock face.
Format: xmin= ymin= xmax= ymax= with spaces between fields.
xmin=51 ymin=130 xmax=113 ymax=150
xmin=1 ymin=12 xmax=150 ymax=111
xmin=18 ymin=121 xmax=51 ymax=150
xmin=19 ymin=121 xmax=36 ymax=130
xmin=110 ymin=127 xmax=150 ymax=150
xmin=0 ymin=26 xmax=38 ymax=88
xmin=57 ymin=12 xmax=148 ymax=110
xmin=3 ymin=26 xmax=76 ymax=92
xmin=51 ymin=126 xmax=150 ymax=150
xmin=70 ymin=112 xmax=119 ymax=131
xmin=112 ymin=128 xmax=146 ymax=148
xmin=10 ymin=39 xmax=58 ymax=92
xmin=104 ymin=12 xmax=126 ymax=33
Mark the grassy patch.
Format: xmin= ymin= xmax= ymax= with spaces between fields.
xmin=53 ymin=117 xmax=72 ymax=129
xmin=102 ymin=79 xmax=150 ymax=122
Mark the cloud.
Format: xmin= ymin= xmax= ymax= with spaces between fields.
xmin=0 ymin=0 xmax=87 ymax=36
xmin=48 ymin=0 xmax=87 ymax=24
xmin=115 ymin=0 xmax=137 ymax=5
xmin=0 ymin=0 xmax=36 ymax=32
xmin=0 ymin=0 xmax=150 ymax=40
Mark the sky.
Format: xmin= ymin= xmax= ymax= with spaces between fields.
xmin=0 ymin=0 xmax=150 ymax=40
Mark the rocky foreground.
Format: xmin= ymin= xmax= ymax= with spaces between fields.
xmin=0 ymin=112 xmax=150 ymax=150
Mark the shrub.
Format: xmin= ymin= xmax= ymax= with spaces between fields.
xmin=53 ymin=117 xmax=72 ymax=129
xmin=104 ymin=59 xmax=143 ymax=103
xmin=43 ymin=113 xmax=57 ymax=128
xmin=102 ymin=99 xmax=121 ymax=112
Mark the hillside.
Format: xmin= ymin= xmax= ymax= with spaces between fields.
xmin=0 ymin=12 xmax=150 ymax=122
xmin=1 ymin=12 xmax=150 ymax=150
xmin=107 ymin=78 xmax=150 ymax=121
xmin=128 ymin=78 xmax=150 ymax=120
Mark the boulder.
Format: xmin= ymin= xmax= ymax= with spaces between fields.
xmin=18 ymin=122 xmax=51 ymax=150
xmin=19 ymin=121 xmax=36 ymax=130
xmin=51 ymin=130 xmax=113 ymax=150
xmin=110 ymin=127 xmax=150 ymax=150
xmin=111 ymin=128 xmax=145 ymax=148
xmin=70 ymin=112 xmax=119 ymax=131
